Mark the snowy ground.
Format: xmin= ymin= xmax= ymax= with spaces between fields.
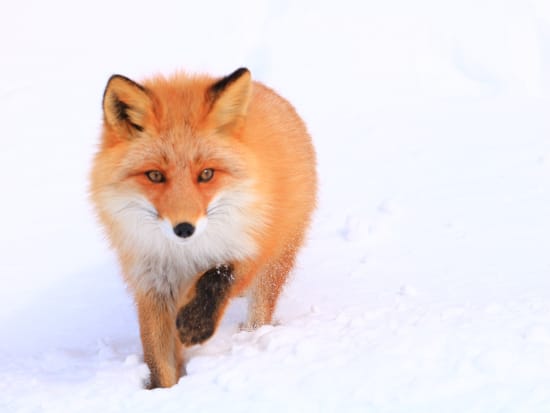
xmin=1 ymin=1 xmax=550 ymax=412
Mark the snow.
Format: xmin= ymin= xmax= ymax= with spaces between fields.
xmin=1 ymin=0 xmax=550 ymax=411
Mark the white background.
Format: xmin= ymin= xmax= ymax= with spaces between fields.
xmin=1 ymin=1 xmax=549 ymax=411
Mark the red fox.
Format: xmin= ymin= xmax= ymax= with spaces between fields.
xmin=90 ymin=67 xmax=317 ymax=388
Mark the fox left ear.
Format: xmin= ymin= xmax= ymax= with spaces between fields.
xmin=102 ymin=74 xmax=155 ymax=137
xmin=206 ymin=68 xmax=252 ymax=133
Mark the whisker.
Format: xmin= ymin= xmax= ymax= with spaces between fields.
xmin=112 ymin=199 xmax=158 ymax=218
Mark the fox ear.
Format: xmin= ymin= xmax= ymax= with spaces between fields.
xmin=102 ymin=75 xmax=154 ymax=136
xmin=206 ymin=68 xmax=252 ymax=133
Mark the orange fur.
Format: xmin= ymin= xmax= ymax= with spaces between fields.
xmin=90 ymin=68 xmax=317 ymax=388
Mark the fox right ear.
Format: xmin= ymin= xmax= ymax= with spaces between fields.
xmin=102 ymin=75 xmax=154 ymax=136
xmin=205 ymin=68 xmax=252 ymax=134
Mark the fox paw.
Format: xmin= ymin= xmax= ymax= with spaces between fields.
xmin=239 ymin=319 xmax=280 ymax=332
xmin=176 ymin=310 xmax=216 ymax=346
xmin=176 ymin=264 xmax=233 ymax=346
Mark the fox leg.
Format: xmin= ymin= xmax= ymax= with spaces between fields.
xmin=175 ymin=255 xmax=290 ymax=343
xmin=136 ymin=290 xmax=182 ymax=389
xmin=244 ymin=248 xmax=297 ymax=330
xmin=176 ymin=264 xmax=234 ymax=346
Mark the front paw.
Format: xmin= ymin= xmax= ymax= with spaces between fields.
xmin=176 ymin=304 xmax=216 ymax=346
xmin=176 ymin=264 xmax=234 ymax=346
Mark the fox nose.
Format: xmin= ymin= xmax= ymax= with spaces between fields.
xmin=173 ymin=222 xmax=195 ymax=238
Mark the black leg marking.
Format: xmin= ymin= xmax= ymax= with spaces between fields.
xmin=176 ymin=264 xmax=233 ymax=346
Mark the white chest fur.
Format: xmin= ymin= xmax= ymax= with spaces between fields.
xmin=98 ymin=185 xmax=264 ymax=295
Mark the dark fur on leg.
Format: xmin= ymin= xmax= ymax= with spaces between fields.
xmin=176 ymin=264 xmax=233 ymax=346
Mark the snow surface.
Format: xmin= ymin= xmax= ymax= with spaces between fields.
xmin=1 ymin=0 xmax=550 ymax=412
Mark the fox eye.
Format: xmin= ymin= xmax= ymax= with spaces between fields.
xmin=198 ymin=168 xmax=214 ymax=183
xmin=145 ymin=170 xmax=166 ymax=183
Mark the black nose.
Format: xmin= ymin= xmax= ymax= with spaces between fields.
xmin=173 ymin=222 xmax=195 ymax=238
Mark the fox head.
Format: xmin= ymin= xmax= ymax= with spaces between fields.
xmin=91 ymin=68 xmax=264 ymax=282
